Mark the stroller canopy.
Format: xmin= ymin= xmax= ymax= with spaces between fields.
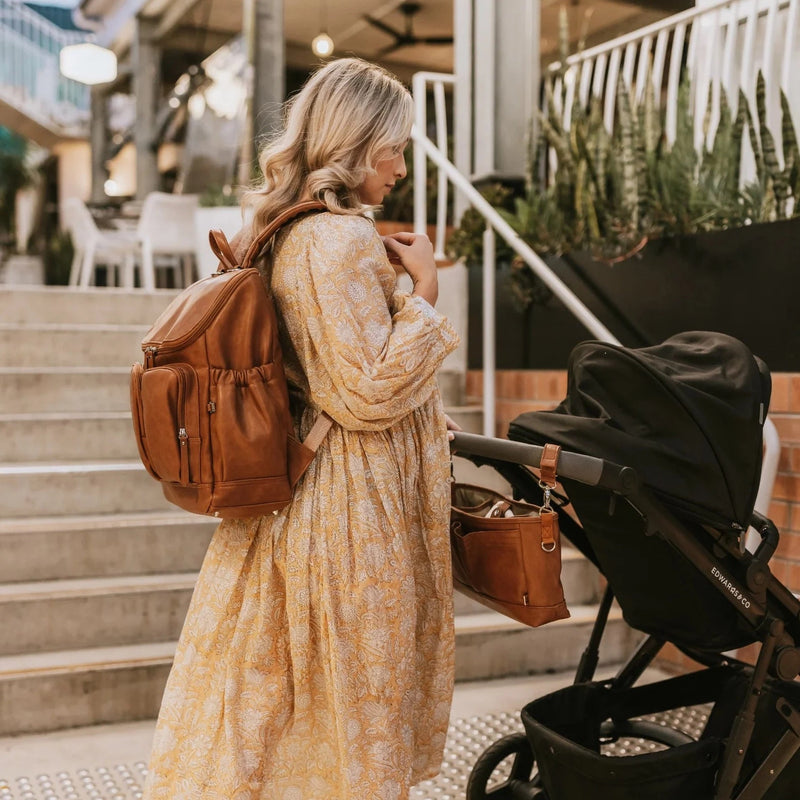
xmin=509 ymin=332 xmax=771 ymax=530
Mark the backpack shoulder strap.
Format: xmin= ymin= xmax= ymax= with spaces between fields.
xmin=241 ymin=201 xmax=327 ymax=269
xmin=207 ymin=200 xmax=327 ymax=274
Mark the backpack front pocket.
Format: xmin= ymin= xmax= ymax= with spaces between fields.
xmin=209 ymin=364 xmax=292 ymax=485
xmin=135 ymin=363 xmax=201 ymax=485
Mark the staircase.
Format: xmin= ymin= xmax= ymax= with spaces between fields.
xmin=0 ymin=285 xmax=638 ymax=737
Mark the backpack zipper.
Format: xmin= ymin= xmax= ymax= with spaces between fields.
xmin=161 ymin=364 xmax=192 ymax=486
xmin=178 ymin=425 xmax=189 ymax=486
xmin=141 ymin=270 xmax=251 ymax=355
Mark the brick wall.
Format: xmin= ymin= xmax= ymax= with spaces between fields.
xmin=465 ymin=369 xmax=800 ymax=673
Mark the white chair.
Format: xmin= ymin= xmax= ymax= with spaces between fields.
xmin=62 ymin=198 xmax=139 ymax=288
xmin=137 ymin=192 xmax=199 ymax=291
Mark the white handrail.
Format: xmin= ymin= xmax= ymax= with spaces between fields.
xmin=410 ymin=127 xmax=620 ymax=346
xmin=412 ymin=71 xmax=455 ymax=258
xmin=411 ymin=109 xmax=620 ymax=437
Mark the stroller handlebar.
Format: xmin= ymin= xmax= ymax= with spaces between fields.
xmin=450 ymin=432 xmax=639 ymax=494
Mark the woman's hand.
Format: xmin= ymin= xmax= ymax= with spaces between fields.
xmin=445 ymin=413 xmax=462 ymax=442
xmin=382 ymin=232 xmax=438 ymax=306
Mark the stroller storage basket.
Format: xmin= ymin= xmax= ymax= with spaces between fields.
xmin=521 ymin=667 xmax=800 ymax=800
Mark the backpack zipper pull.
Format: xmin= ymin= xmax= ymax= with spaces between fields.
xmin=144 ymin=346 xmax=158 ymax=368
xmin=178 ymin=426 xmax=189 ymax=485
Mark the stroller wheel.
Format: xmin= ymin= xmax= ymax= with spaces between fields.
xmin=466 ymin=732 xmax=543 ymax=800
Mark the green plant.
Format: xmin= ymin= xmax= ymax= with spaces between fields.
xmin=480 ymin=65 xmax=800 ymax=265
xmin=198 ymin=184 xmax=241 ymax=207
xmin=0 ymin=127 xmax=34 ymax=252
xmin=43 ymin=229 xmax=74 ymax=285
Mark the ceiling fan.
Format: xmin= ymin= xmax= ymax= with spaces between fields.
xmin=364 ymin=2 xmax=454 ymax=57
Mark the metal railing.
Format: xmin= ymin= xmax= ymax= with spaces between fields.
xmin=546 ymin=0 xmax=798 ymax=145
xmin=0 ymin=0 xmax=91 ymax=135
xmin=411 ymin=72 xmax=619 ymax=440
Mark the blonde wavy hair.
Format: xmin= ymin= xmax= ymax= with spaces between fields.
xmin=245 ymin=57 xmax=414 ymax=232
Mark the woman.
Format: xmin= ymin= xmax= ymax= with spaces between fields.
xmin=143 ymin=58 xmax=460 ymax=799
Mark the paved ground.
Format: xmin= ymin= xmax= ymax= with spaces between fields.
xmin=0 ymin=667 xmax=676 ymax=800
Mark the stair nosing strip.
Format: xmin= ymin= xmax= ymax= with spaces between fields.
xmin=0 ymin=510 xmax=215 ymax=534
xmin=0 ymin=641 xmax=178 ymax=679
xmin=0 ymin=572 xmax=199 ymax=601
xmin=0 ymin=461 xmax=145 ymax=475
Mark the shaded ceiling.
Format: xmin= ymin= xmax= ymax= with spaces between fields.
xmin=79 ymin=0 xmax=689 ymax=82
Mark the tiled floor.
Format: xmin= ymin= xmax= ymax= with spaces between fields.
xmin=0 ymin=669 xmax=675 ymax=800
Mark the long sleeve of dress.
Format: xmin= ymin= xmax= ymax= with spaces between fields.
xmin=275 ymin=213 xmax=460 ymax=431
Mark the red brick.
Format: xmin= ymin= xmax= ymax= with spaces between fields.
xmin=535 ymin=371 xmax=564 ymax=401
xmin=771 ymin=374 xmax=791 ymax=413
xmin=789 ymin=502 xmax=800 ymax=533
xmin=778 ymin=446 xmax=797 ymax=473
xmin=736 ymin=643 xmax=759 ymax=666
xmin=496 ymin=371 xmax=512 ymax=399
xmin=792 ymin=447 xmax=800 ymax=474
xmin=790 ymin=376 xmax=800 ymax=412
xmin=772 ymin=415 xmax=800 ymax=444
xmin=465 ymin=370 xmax=482 ymax=400
xmin=770 ymin=558 xmax=792 ymax=585
xmin=774 ymin=473 xmax=800 ymax=503
xmin=775 ymin=531 xmax=800 ymax=560
xmin=767 ymin=500 xmax=790 ymax=528
xmin=770 ymin=559 xmax=800 ymax=593
xmin=520 ymin=371 xmax=538 ymax=402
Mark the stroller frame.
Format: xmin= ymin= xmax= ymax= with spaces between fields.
xmin=451 ymin=431 xmax=800 ymax=800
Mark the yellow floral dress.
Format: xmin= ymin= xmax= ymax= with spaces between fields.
xmin=143 ymin=212 xmax=460 ymax=800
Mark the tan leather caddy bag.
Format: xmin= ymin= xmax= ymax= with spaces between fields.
xmin=130 ymin=201 xmax=331 ymax=518
xmin=450 ymin=443 xmax=570 ymax=626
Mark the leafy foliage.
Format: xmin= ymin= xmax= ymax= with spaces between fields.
xmin=449 ymin=65 xmax=800 ymax=266
xmin=0 ymin=127 xmax=34 ymax=250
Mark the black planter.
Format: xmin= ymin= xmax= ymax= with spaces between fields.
xmin=467 ymin=217 xmax=800 ymax=371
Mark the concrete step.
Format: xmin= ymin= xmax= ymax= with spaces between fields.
xmin=0 ymin=606 xmax=640 ymax=736
xmin=0 ymin=574 xmax=197 ymax=656
xmin=0 ymin=511 xmax=217 ymax=583
xmin=0 ymin=323 xmax=147 ymax=368
xmin=0 ymin=462 xmax=170 ymax=517
xmin=438 ymin=370 xmax=465 ymax=407
xmin=0 ymin=286 xmax=177 ymax=326
xmin=0 ymin=412 xmax=138 ymax=461
xmin=0 ymin=642 xmax=174 ymax=736
xmin=445 ymin=405 xmax=483 ymax=435
xmin=454 ymin=605 xmax=638 ymax=682
xmin=0 ymin=367 xmax=130 ymax=414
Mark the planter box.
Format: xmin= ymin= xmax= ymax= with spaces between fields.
xmin=468 ymin=218 xmax=800 ymax=371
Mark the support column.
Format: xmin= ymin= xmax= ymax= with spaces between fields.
xmin=133 ymin=16 xmax=161 ymax=199
xmin=466 ymin=0 xmax=539 ymax=186
xmin=240 ymin=0 xmax=284 ymax=183
xmin=89 ymin=86 xmax=108 ymax=204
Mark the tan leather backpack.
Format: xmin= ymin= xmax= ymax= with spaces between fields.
xmin=130 ymin=201 xmax=331 ymax=518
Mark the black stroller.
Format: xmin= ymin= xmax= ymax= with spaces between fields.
xmin=452 ymin=331 xmax=800 ymax=800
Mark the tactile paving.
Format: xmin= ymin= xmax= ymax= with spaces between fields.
xmin=0 ymin=705 xmax=710 ymax=800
